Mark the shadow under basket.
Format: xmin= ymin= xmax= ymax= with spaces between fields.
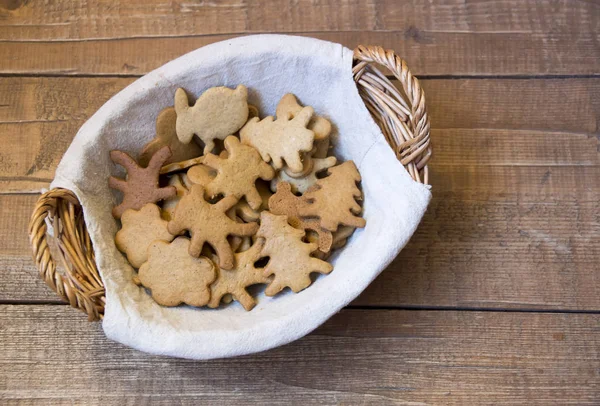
xmin=28 ymin=45 xmax=432 ymax=322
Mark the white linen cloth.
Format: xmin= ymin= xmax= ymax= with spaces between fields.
xmin=51 ymin=34 xmax=431 ymax=359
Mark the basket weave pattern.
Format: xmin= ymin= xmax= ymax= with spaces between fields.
xmin=28 ymin=45 xmax=431 ymax=321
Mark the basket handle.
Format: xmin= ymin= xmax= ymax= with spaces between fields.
xmin=28 ymin=189 xmax=105 ymax=320
xmin=27 ymin=45 xmax=430 ymax=320
xmin=353 ymin=45 xmax=431 ymax=184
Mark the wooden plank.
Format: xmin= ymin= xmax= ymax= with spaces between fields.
xmin=1 ymin=77 xmax=598 ymax=193
xmin=0 ymin=77 xmax=134 ymax=192
xmin=3 ymin=165 xmax=600 ymax=310
xmin=2 ymin=29 xmax=599 ymax=77
xmin=0 ymin=1 xmax=598 ymax=76
xmin=356 ymin=165 xmax=600 ymax=309
xmin=0 ymin=305 xmax=598 ymax=404
xmin=1 ymin=76 xmax=599 ymax=309
xmin=2 ymin=0 xmax=597 ymax=40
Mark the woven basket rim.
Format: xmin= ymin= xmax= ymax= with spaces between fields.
xmin=28 ymin=44 xmax=431 ymax=321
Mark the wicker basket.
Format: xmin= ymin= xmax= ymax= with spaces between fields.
xmin=28 ymin=45 xmax=431 ymax=322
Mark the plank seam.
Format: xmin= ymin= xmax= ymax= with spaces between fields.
xmin=347 ymin=305 xmax=600 ymax=314
xmin=0 ymin=73 xmax=598 ymax=80
xmin=1 ymin=301 xmax=599 ymax=314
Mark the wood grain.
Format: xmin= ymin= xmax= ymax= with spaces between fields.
xmin=2 ymin=1 xmax=599 ymax=404
xmin=0 ymin=1 xmax=598 ymax=76
xmin=1 ymin=76 xmax=599 ymax=309
xmin=1 ymin=77 xmax=598 ymax=193
xmin=356 ymin=164 xmax=600 ymax=309
xmin=3 ymin=165 xmax=600 ymax=310
xmin=0 ymin=305 xmax=598 ymax=405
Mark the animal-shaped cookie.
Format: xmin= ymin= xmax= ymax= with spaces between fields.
xmin=257 ymin=212 xmax=333 ymax=296
xmin=271 ymin=156 xmax=337 ymax=194
xmin=300 ymin=161 xmax=366 ymax=231
xmin=138 ymin=237 xmax=216 ymax=307
xmin=109 ymin=146 xmax=176 ymax=219
xmin=167 ymin=184 xmax=258 ymax=269
xmin=240 ymin=106 xmax=315 ymax=173
xmin=277 ymin=93 xmax=332 ymax=164
xmin=139 ymin=107 xmax=203 ymax=166
xmin=174 ymin=85 xmax=249 ymax=153
xmin=202 ymin=136 xmax=275 ymax=210
xmin=115 ymin=203 xmax=175 ymax=268
xmin=276 ymin=94 xmax=331 ymax=141
xmin=268 ymin=182 xmax=333 ymax=253
xmin=208 ymin=239 xmax=269 ymax=311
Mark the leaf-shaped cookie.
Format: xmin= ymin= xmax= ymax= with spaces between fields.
xmin=139 ymin=107 xmax=203 ymax=166
xmin=108 ymin=146 xmax=176 ymax=219
xmin=115 ymin=203 xmax=175 ymax=268
xmin=174 ymin=85 xmax=249 ymax=153
xmin=299 ymin=161 xmax=366 ymax=231
xmin=208 ymin=239 xmax=269 ymax=311
xmin=257 ymin=212 xmax=333 ymax=296
xmin=202 ymin=136 xmax=275 ymax=210
xmin=268 ymin=182 xmax=333 ymax=253
xmin=271 ymin=156 xmax=337 ymax=194
xmin=240 ymin=106 xmax=315 ymax=173
xmin=138 ymin=237 xmax=216 ymax=307
xmin=167 ymin=184 xmax=258 ymax=270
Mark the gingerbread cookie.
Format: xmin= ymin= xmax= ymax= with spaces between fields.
xmin=300 ymin=161 xmax=366 ymax=231
xmin=272 ymin=156 xmax=337 ymax=194
xmin=139 ymin=107 xmax=203 ymax=166
xmin=187 ymin=163 xmax=216 ymax=186
xmin=310 ymin=225 xmax=357 ymax=260
xmin=268 ymin=182 xmax=332 ymax=252
xmin=109 ymin=146 xmax=176 ymax=219
xmin=115 ymin=203 xmax=175 ymax=268
xmin=240 ymin=106 xmax=315 ymax=173
xmin=167 ymin=184 xmax=258 ymax=269
xmin=277 ymin=94 xmax=332 ymax=164
xmin=174 ymin=85 xmax=249 ymax=153
xmin=138 ymin=237 xmax=216 ymax=307
xmin=257 ymin=212 xmax=333 ymax=296
xmin=208 ymin=239 xmax=269 ymax=310
xmin=225 ymin=210 xmax=253 ymax=253
xmin=202 ymin=136 xmax=275 ymax=210
xmin=276 ymin=94 xmax=331 ymax=141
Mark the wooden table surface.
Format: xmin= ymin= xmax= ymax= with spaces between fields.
xmin=1 ymin=1 xmax=599 ymax=404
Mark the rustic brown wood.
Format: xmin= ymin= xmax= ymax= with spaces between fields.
xmin=0 ymin=0 xmax=598 ymax=76
xmin=2 ymin=1 xmax=599 ymax=401
xmin=2 ymin=76 xmax=599 ymax=309
xmin=4 ymin=164 xmax=600 ymax=310
xmin=2 ymin=29 xmax=599 ymax=77
xmin=1 ymin=77 xmax=598 ymax=193
xmin=356 ymin=165 xmax=600 ymax=309
xmin=0 ymin=305 xmax=598 ymax=405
